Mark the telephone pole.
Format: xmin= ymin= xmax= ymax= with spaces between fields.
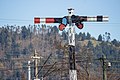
xmin=28 ymin=61 xmax=31 ymax=80
xmin=33 ymin=8 xmax=108 ymax=80
xmin=102 ymin=55 xmax=107 ymax=80
xmin=31 ymin=50 xmax=41 ymax=80
xmin=97 ymin=55 xmax=111 ymax=80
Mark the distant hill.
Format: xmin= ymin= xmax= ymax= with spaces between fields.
xmin=0 ymin=25 xmax=120 ymax=80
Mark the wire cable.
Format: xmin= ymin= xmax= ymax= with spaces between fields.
xmin=35 ymin=53 xmax=52 ymax=78
xmin=43 ymin=62 xmax=57 ymax=78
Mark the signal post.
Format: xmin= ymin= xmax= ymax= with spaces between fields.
xmin=67 ymin=8 xmax=77 ymax=80
xmin=34 ymin=8 xmax=108 ymax=80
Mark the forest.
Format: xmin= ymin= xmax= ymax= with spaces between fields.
xmin=0 ymin=24 xmax=120 ymax=80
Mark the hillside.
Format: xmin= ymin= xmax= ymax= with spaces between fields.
xmin=0 ymin=25 xmax=120 ymax=80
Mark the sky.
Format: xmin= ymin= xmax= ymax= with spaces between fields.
xmin=0 ymin=0 xmax=120 ymax=40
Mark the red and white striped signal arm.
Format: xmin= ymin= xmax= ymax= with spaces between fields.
xmin=34 ymin=16 xmax=108 ymax=24
xmin=34 ymin=17 xmax=62 ymax=24
xmin=79 ymin=16 xmax=109 ymax=22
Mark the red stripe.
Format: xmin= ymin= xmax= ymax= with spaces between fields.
xmin=34 ymin=17 xmax=40 ymax=24
xmin=46 ymin=18 xmax=55 ymax=23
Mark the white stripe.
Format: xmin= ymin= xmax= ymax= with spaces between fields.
xmin=69 ymin=70 xmax=77 ymax=80
xmin=103 ymin=17 xmax=109 ymax=21
xmin=40 ymin=18 xmax=46 ymax=23
xmin=87 ymin=17 xmax=97 ymax=21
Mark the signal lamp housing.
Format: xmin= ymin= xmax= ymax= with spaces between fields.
xmin=59 ymin=24 xmax=66 ymax=31
xmin=75 ymin=22 xmax=83 ymax=29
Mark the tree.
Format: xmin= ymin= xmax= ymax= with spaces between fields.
xmin=62 ymin=31 xmax=67 ymax=40
xmin=98 ymin=34 xmax=102 ymax=41
xmin=111 ymin=39 xmax=119 ymax=47
xmin=104 ymin=32 xmax=111 ymax=42
xmin=52 ymin=26 xmax=59 ymax=34
xmin=79 ymin=32 xmax=83 ymax=41
xmin=77 ymin=47 xmax=93 ymax=80
xmin=22 ymin=47 xmax=28 ymax=55
xmin=75 ymin=33 xmax=79 ymax=40
xmin=82 ymin=32 xmax=86 ymax=41
xmin=21 ymin=26 xmax=27 ymax=39
xmin=0 ymin=27 xmax=10 ymax=49
xmin=86 ymin=32 xmax=91 ymax=40
xmin=21 ymin=26 xmax=30 ymax=39
xmin=87 ymin=40 xmax=93 ymax=48
xmin=107 ymin=32 xmax=111 ymax=42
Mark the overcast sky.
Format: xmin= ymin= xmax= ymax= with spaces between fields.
xmin=0 ymin=0 xmax=120 ymax=40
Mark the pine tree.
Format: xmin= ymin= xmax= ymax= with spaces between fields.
xmin=98 ymin=34 xmax=102 ymax=41
xmin=86 ymin=32 xmax=91 ymax=40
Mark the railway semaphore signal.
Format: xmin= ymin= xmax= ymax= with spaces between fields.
xmin=34 ymin=8 xmax=108 ymax=80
